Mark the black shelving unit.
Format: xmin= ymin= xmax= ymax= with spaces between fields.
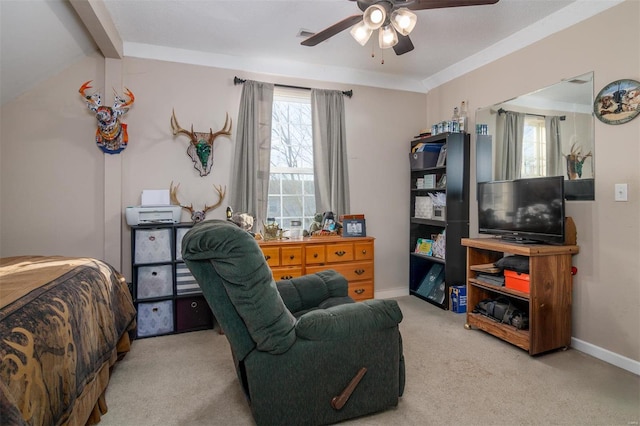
xmin=409 ymin=132 xmax=470 ymax=309
xmin=130 ymin=223 xmax=214 ymax=338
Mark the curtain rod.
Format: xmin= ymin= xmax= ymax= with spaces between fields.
xmin=497 ymin=108 xmax=565 ymax=120
xmin=233 ymin=76 xmax=353 ymax=98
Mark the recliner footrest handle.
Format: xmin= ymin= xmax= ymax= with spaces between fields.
xmin=331 ymin=367 xmax=367 ymax=410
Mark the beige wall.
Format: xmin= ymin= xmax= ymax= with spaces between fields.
xmin=1 ymin=1 xmax=637 ymax=367
xmin=426 ymin=1 xmax=639 ymax=362
xmin=0 ymin=55 xmax=425 ymax=298
xmin=1 ymin=53 xmax=106 ymax=259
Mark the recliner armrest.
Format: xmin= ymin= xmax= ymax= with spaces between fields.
xmin=295 ymin=299 xmax=403 ymax=341
xmin=277 ymin=270 xmax=351 ymax=315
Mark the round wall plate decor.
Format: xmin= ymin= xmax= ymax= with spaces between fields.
xmin=594 ymin=79 xmax=640 ymax=125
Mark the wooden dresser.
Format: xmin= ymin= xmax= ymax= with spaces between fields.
xmin=258 ymin=236 xmax=375 ymax=301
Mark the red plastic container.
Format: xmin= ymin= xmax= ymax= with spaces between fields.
xmin=504 ymin=270 xmax=530 ymax=293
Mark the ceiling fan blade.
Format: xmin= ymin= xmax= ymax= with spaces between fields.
xmin=407 ymin=0 xmax=499 ymax=11
xmin=301 ymin=15 xmax=363 ymax=47
xmin=394 ymin=34 xmax=414 ymax=55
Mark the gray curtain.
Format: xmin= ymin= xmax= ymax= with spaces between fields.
xmin=545 ymin=116 xmax=562 ymax=176
xmin=230 ymin=80 xmax=274 ymax=231
xmin=497 ymin=111 xmax=525 ymax=180
xmin=311 ymin=89 xmax=350 ymax=216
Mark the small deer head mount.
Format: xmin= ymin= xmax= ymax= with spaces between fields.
xmin=79 ymin=80 xmax=134 ymax=154
xmin=169 ymin=181 xmax=226 ymax=223
xmin=170 ymin=110 xmax=232 ymax=176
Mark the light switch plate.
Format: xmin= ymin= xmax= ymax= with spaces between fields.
xmin=615 ymin=183 xmax=628 ymax=201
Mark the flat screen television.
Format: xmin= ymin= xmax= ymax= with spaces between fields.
xmin=477 ymin=176 xmax=565 ymax=244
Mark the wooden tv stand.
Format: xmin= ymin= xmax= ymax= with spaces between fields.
xmin=461 ymin=238 xmax=579 ymax=355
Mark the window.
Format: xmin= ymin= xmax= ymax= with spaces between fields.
xmin=521 ymin=115 xmax=546 ymax=178
xmin=268 ymin=88 xmax=316 ymax=230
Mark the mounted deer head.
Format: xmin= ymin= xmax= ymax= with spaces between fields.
xmin=79 ymin=80 xmax=134 ymax=154
xmin=170 ymin=181 xmax=226 ymax=223
xmin=171 ymin=110 xmax=232 ymax=177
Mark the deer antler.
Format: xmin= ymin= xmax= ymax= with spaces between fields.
xmin=169 ymin=181 xmax=195 ymax=216
xmin=171 ymin=109 xmax=198 ymax=144
xmin=169 ymin=182 xmax=226 ymax=223
xmin=114 ymin=87 xmax=135 ymax=110
xmin=203 ymin=184 xmax=227 ymax=214
xmin=79 ymin=80 xmax=101 ymax=110
xmin=208 ymin=113 xmax=233 ymax=144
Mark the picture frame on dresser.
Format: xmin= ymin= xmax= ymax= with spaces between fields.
xmin=343 ymin=219 xmax=366 ymax=237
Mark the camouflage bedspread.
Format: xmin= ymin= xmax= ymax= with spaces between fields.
xmin=0 ymin=256 xmax=137 ymax=426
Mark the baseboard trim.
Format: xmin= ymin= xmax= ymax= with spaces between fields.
xmin=374 ymin=287 xmax=409 ymax=300
xmin=570 ymin=337 xmax=639 ymax=376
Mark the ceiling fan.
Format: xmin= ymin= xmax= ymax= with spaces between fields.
xmin=301 ymin=0 xmax=500 ymax=56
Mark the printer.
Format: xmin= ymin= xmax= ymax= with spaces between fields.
xmin=125 ymin=189 xmax=183 ymax=226
xmin=125 ymin=205 xmax=182 ymax=225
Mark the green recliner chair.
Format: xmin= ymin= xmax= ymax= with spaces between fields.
xmin=182 ymin=220 xmax=405 ymax=426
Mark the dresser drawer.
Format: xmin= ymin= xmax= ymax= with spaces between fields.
xmin=261 ymin=247 xmax=281 ymax=267
xmin=349 ymin=280 xmax=374 ymax=301
xmin=354 ymin=242 xmax=374 ymax=261
xmin=326 ymin=243 xmax=355 ymax=263
xmin=307 ymin=261 xmax=373 ymax=282
xmin=331 ymin=261 xmax=373 ymax=281
xmin=271 ymin=266 xmax=304 ymax=281
xmin=134 ymin=228 xmax=172 ymax=263
xmin=305 ymin=245 xmax=326 ymax=264
xmin=281 ymin=246 xmax=303 ymax=266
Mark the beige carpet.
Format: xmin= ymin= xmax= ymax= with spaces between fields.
xmin=101 ymin=296 xmax=639 ymax=425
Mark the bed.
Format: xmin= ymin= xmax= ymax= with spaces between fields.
xmin=0 ymin=256 xmax=137 ymax=426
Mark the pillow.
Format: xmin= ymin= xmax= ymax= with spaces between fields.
xmin=494 ymin=255 xmax=529 ymax=273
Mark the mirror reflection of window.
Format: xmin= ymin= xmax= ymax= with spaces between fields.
xmin=521 ymin=115 xmax=546 ymax=178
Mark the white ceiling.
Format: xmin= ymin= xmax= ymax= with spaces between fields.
xmin=0 ymin=0 xmax=624 ymax=106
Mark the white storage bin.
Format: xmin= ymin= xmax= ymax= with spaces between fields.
xmin=136 ymin=265 xmax=173 ymax=299
xmin=137 ymin=300 xmax=174 ymax=337
xmin=134 ymin=228 xmax=172 ymax=263
xmin=175 ymin=227 xmax=190 ymax=261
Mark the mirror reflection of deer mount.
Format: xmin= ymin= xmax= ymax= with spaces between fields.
xmin=475 ymin=72 xmax=595 ymax=200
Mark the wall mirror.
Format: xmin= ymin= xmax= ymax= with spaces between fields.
xmin=475 ymin=72 xmax=595 ymax=200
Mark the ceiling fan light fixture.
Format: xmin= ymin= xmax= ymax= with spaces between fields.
xmin=350 ymin=20 xmax=373 ymax=46
xmin=378 ymin=25 xmax=398 ymax=49
xmin=391 ymin=8 xmax=417 ymax=36
xmin=363 ymin=4 xmax=386 ymax=30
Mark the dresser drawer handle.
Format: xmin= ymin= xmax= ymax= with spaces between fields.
xmin=280 ymin=275 xmax=293 ymax=280
xmin=289 ymin=255 xmax=295 ymax=260
xmin=335 ymin=250 xmax=346 ymax=256
xmin=361 ymin=249 xmax=367 ymax=255
xmin=264 ymin=255 xmax=271 ymax=261
xmin=355 ymin=269 xmax=365 ymax=275
xmin=313 ymin=253 xmax=319 ymax=258
xmin=354 ymin=288 xmax=365 ymax=295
